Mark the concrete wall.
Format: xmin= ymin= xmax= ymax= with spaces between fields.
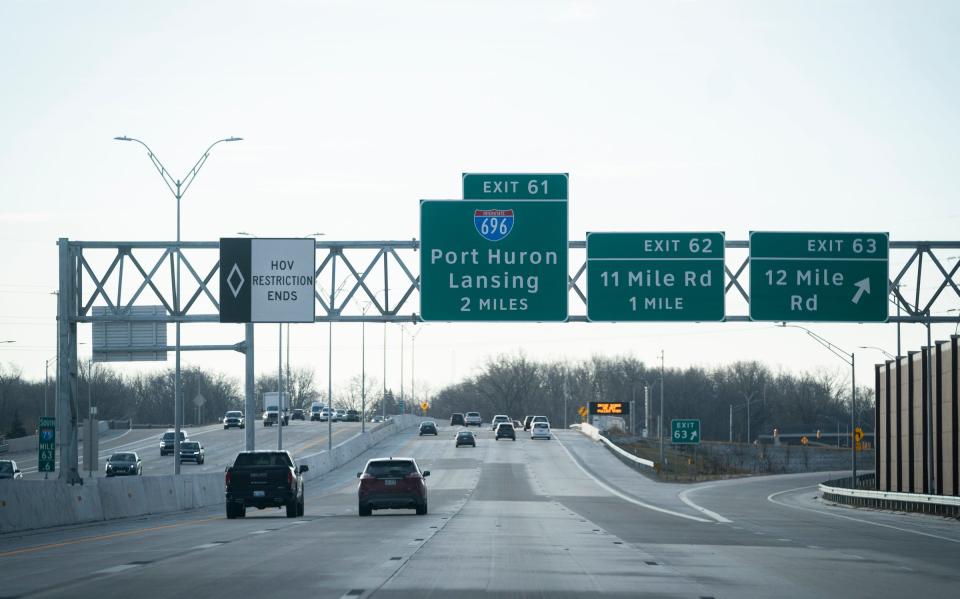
xmin=0 ymin=415 xmax=423 ymax=534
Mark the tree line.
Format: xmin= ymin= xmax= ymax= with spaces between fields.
xmin=0 ymin=361 xmax=410 ymax=439
xmin=427 ymin=353 xmax=873 ymax=442
xmin=1 ymin=353 xmax=872 ymax=442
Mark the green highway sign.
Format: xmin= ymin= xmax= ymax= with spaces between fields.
xmin=586 ymin=232 xmax=725 ymax=321
xmin=749 ymin=232 xmax=889 ymax=322
xmin=463 ymin=173 xmax=568 ymax=200
xmin=38 ymin=416 xmax=55 ymax=472
xmin=420 ymin=200 xmax=568 ymax=321
xmin=671 ymin=419 xmax=701 ymax=445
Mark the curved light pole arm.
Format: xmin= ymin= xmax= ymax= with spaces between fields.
xmin=179 ymin=137 xmax=242 ymax=198
xmin=114 ymin=136 xmax=178 ymax=198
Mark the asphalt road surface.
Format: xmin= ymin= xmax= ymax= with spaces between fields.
xmin=11 ymin=419 xmax=362 ymax=479
xmin=2 ymin=425 xmax=958 ymax=598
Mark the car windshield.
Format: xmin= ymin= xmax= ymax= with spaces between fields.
xmin=266 ymin=405 xmax=278 ymax=411
xmin=110 ymin=453 xmax=136 ymax=462
xmin=467 ymin=412 xmax=479 ymax=417
xmin=233 ymin=452 xmax=293 ymax=467
xmin=421 ymin=422 xmax=435 ymax=427
xmin=499 ymin=424 xmax=514 ymax=431
xmin=457 ymin=432 xmax=472 ymax=437
xmin=365 ymin=460 xmax=416 ymax=478
xmin=226 ymin=412 xmax=241 ymax=417
xmin=181 ymin=443 xmax=199 ymax=450
xmin=0 ymin=462 xmax=13 ymax=474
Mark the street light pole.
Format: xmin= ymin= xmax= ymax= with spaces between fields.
xmin=779 ymin=323 xmax=857 ymax=485
xmin=659 ymin=350 xmax=665 ymax=466
xmin=115 ymin=135 xmax=241 ymax=475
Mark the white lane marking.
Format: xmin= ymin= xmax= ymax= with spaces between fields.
xmin=767 ymin=486 xmax=960 ymax=544
xmin=842 ymin=554 xmax=864 ymax=560
xmin=192 ymin=543 xmax=223 ymax=549
xmin=678 ymin=485 xmax=733 ymax=523
xmin=251 ymin=530 xmax=270 ymax=535
xmin=554 ymin=436 xmax=710 ymax=523
xmin=94 ymin=564 xmax=140 ymax=574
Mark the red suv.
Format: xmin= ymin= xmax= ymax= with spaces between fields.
xmin=357 ymin=457 xmax=430 ymax=516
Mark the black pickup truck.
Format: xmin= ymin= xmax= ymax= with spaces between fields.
xmin=224 ymin=450 xmax=308 ymax=519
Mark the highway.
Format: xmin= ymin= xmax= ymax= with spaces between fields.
xmin=2 ymin=424 xmax=958 ymax=598
xmin=10 ymin=419 xmax=363 ymax=479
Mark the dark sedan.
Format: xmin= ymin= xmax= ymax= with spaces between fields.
xmin=455 ymin=431 xmax=476 ymax=447
xmin=179 ymin=441 xmax=205 ymax=464
xmin=495 ymin=422 xmax=516 ymax=441
xmin=419 ymin=421 xmax=438 ymax=436
xmin=105 ymin=452 xmax=142 ymax=477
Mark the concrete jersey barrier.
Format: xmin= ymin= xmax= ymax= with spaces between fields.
xmin=0 ymin=415 xmax=423 ymax=534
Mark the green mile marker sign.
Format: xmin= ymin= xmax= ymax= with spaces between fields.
xmin=462 ymin=173 xmax=568 ymax=200
xmin=38 ymin=416 xmax=55 ymax=472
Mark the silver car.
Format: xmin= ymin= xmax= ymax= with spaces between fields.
xmin=0 ymin=459 xmax=23 ymax=480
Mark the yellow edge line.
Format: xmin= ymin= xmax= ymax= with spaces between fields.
xmin=0 ymin=516 xmax=221 ymax=559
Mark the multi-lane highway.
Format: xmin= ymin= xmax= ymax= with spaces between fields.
xmin=2 ymin=423 xmax=958 ymax=598
xmin=11 ymin=419 xmax=363 ymax=479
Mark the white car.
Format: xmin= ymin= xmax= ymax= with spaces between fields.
xmin=490 ymin=414 xmax=511 ymax=430
xmin=464 ymin=412 xmax=482 ymax=427
xmin=531 ymin=422 xmax=551 ymax=440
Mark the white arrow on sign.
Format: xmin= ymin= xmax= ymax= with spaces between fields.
xmin=691 ymin=430 xmax=699 ymax=440
xmin=851 ymin=278 xmax=871 ymax=304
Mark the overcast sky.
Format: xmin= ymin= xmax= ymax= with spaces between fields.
xmin=1 ymin=1 xmax=958 ymax=405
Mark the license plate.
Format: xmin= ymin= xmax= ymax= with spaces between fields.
xmin=384 ymin=479 xmax=397 ymax=486
xmin=253 ymin=490 xmax=266 ymax=497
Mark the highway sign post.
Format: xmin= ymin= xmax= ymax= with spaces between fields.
xmin=671 ymin=419 xmax=701 ymax=445
xmin=586 ymin=232 xmax=725 ymax=321
xmin=463 ymin=173 xmax=568 ymax=200
xmin=219 ymin=238 xmax=316 ymax=323
xmin=749 ymin=232 xmax=889 ymax=322
xmin=420 ymin=200 xmax=568 ymax=321
xmin=38 ymin=416 xmax=55 ymax=473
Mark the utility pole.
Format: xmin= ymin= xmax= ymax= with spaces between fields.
xmin=659 ymin=350 xmax=665 ymax=466
xmin=729 ymin=404 xmax=733 ymax=443
xmin=278 ymin=324 xmax=283 ymax=451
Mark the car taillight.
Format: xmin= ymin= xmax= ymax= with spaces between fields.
xmin=287 ymin=469 xmax=294 ymax=485
xmin=225 ymin=469 xmax=232 ymax=485
xmin=406 ymin=472 xmax=422 ymax=480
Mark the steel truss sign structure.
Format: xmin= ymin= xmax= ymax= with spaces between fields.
xmin=51 ymin=237 xmax=960 ymax=483
xmin=59 ymin=238 xmax=960 ymax=325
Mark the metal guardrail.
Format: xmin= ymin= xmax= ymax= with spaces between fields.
xmin=820 ymin=475 xmax=960 ymax=517
xmin=575 ymin=423 xmax=657 ymax=470
xmin=0 ymin=436 xmax=8 ymax=454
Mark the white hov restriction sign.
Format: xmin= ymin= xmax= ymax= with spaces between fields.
xmin=219 ymin=238 xmax=316 ymax=323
